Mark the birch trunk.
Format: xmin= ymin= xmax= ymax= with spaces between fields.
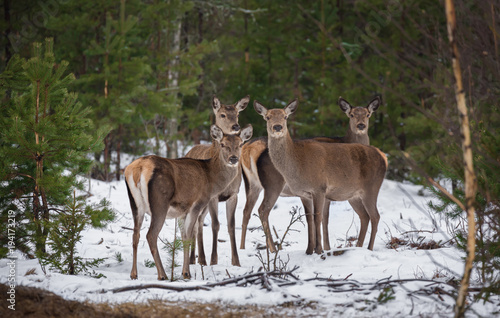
xmin=166 ymin=20 xmax=182 ymax=159
xmin=444 ymin=1 xmax=478 ymax=317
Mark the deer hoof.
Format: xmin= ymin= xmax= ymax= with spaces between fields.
xmin=232 ymin=259 xmax=241 ymax=267
xmin=130 ymin=274 xmax=138 ymax=280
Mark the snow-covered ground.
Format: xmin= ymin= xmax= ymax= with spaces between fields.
xmin=1 ymin=155 xmax=498 ymax=317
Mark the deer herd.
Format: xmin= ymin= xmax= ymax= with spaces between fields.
xmin=124 ymin=95 xmax=388 ymax=280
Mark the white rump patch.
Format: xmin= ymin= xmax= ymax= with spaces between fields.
xmin=127 ymin=173 xmax=152 ymax=218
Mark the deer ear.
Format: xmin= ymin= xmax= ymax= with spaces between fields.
xmin=253 ymin=100 xmax=268 ymax=118
xmin=367 ymin=96 xmax=381 ymax=113
xmin=210 ymin=125 xmax=223 ymax=142
xmin=239 ymin=124 xmax=253 ymax=142
xmin=284 ymin=99 xmax=298 ymax=116
xmin=236 ymin=95 xmax=250 ymax=112
xmin=338 ymin=97 xmax=352 ymax=114
xmin=212 ymin=96 xmax=222 ymax=113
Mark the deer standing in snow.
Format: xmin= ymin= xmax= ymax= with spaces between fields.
xmin=240 ymin=97 xmax=381 ymax=252
xmin=253 ymin=99 xmax=386 ymax=254
xmin=124 ymin=124 xmax=252 ymax=280
xmin=184 ymin=96 xmax=249 ymax=267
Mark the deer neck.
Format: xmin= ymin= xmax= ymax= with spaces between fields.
xmin=345 ymin=128 xmax=370 ymax=145
xmin=267 ymin=132 xmax=300 ymax=180
xmin=207 ymin=143 xmax=239 ymax=192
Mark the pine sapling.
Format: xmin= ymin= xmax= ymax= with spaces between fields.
xmin=161 ymin=218 xmax=184 ymax=281
xmin=39 ymin=191 xmax=114 ymax=277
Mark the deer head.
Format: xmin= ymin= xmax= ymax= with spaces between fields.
xmin=254 ymin=99 xmax=298 ymax=138
xmin=213 ymin=95 xmax=250 ymax=134
xmin=338 ymin=96 xmax=381 ymax=135
xmin=211 ymin=124 xmax=253 ymax=166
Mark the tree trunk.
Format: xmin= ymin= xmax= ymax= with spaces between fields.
xmin=4 ymin=0 xmax=12 ymax=63
xmin=103 ymin=134 xmax=111 ymax=181
xmin=166 ymin=20 xmax=182 ymax=159
xmin=445 ymin=1 xmax=478 ymax=317
xmin=196 ymin=7 xmax=205 ymax=112
xmin=33 ymin=76 xmax=49 ymax=255
xmin=115 ymin=124 xmax=122 ymax=181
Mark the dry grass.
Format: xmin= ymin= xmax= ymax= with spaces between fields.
xmin=386 ymin=237 xmax=443 ymax=250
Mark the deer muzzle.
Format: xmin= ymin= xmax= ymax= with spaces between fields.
xmin=231 ymin=124 xmax=240 ymax=132
xmin=228 ymin=155 xmax=239 ymax=165
xmin=357 ymin=123 xmax=366 ymax=131
xmin=273 ymin=124 xmax=283 ymax=132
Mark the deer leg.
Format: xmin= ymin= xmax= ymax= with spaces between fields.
xmin=130 ymin=210 xmax=144 ymax=280
xmin=258 ymin=188 xmax=281 ymax=254
xmin=322 ymin=200 xmax=331 ymax=251
xmin=362 ymin=198 xmax=380 ymax=251
xmin=207 ymin=198 xmax=220 ymax=265
xmin=146 ymin=209 xmax=168 ymax=281
xmin=348 ymin=198 xmax=370 ymax=248
xmin=189 ymin=219 xmax=197 ymax=264
xmin=312 ymin=195 xmax=325 ymax=254
xmin=240 ymin=185 xmax=262 ymax=249
xmin=195 ymin=207 xmax=209 ymax=266
xmin=300 ymin=197 xmax=315 ymax=255
xmin=189 ymin=211 xmax=200 ymax=265
xmin=180 ymin=209 xmax=200 ymax=279
xmin=225 ymin=194 xmax=241 ymax=266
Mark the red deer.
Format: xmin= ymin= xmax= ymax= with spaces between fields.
xmin=185 ymin=95 xmax=249 ymax=267
xmin=124 ymin=124 xmax=252 ymax=280
xmin=253 ymin=99 xmax=386 ymax=254
xmin=241 ymin=97 xmax=381 ymax=252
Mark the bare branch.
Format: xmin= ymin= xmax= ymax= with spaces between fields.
xmin=402 ymin=151 xmax=466 ymax=211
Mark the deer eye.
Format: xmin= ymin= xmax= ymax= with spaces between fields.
xmin=367 ymin=114 xmax=370 ymax=117
xmin=220 ymin=143 xmax=226 ymax=147
xmin=220 ymin=114 xmax=226 ymax=118
xmin=284 ymin=116 xmax=288 ymax=120
xmin=350 ymin=114 xmax=354 ymax=118
xmin=266 ymin=116 xmax=270 ymax=120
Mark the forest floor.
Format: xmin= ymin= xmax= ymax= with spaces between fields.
xmin=0 ymin=282 xmax=326 ymax=318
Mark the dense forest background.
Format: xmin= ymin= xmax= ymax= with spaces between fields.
xmin=1 ymin=0 xmax=499 ymax=301
xmin=1 ymin=0 xmax=498 ymax=179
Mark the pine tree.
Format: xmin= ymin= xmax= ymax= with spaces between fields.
xmin=0 ymin=38 xmax=109 ymax=258
xmin=79 ymin=0 xmax=150 ymax=180
xmin=137 ymin=0 xmax=214 ymax=158
xmin=39 ymin=191 xmax=114 ymax=276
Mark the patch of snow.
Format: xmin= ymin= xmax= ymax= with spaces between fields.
xmin=2 ymin=175 xmax=497 ymax=317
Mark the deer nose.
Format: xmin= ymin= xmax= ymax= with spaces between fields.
xmin=273 ymin=125 xmax=283 ymax=132
xmin=357 ymin=123 xmax=366 ymax=130
xmin=231 ymin=124 xmax=240 ymax=132
xmin=229 ymin=155 xmax=239 ymax=165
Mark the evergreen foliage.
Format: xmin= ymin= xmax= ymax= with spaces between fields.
xmin=39 ymin=191 xmax=114 ymax=276
xmin=162 ymin=219 xmax=183 ymax=282
xmin=0 ymin=38 xmax=110 ymax=258
xmin=427 ymin=123 xmax=500 ymax=299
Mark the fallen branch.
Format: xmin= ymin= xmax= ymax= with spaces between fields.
xmin=399 ymin=229 xmax=437 ymax=235
xmin=109 ymin=283 xmax=210 ymax=293
xmin=106 ymin=267 xmax=300 ymax=294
